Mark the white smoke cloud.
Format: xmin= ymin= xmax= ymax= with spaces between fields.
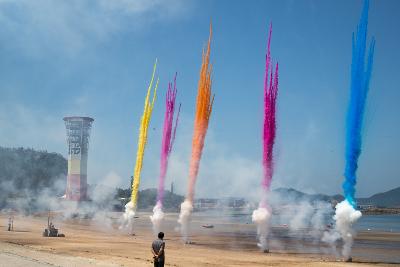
xmin=150 ymin=201 xmax=165 ymax=236
xmin=49 ymin=172 xmax=122 ymax=231
xmin=288 ymin=201 xmax=314 ymax=231
xmin=91 ymin=171 xmax=121 ymax=203
xmin=1 ymin=166 xmax=125 ymax=232
xmin=252 ymin=206 xmax=271 ymax=251
xmin=177 ymin=199 xmax=193 ymax=243
xmin=159 ymin=117 xmax=264 ymax=200
xmin=281 ymin=199 xmax=334 ymax=250
xmin=322 ymin=200 xmax=362 ymax=260
xmin=121 ymin=201 xmax=136 ymax=235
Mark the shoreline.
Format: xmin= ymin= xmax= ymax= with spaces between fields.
xmin=1 ymin=213 xmax=399 ymax=266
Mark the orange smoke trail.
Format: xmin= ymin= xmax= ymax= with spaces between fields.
xmin=187 ymin=24 xmax=215 ymax=202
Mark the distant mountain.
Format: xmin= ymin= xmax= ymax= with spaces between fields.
xmin=273 ymin=187 xmax=400 ymax=208
xmin=273 ymin=187 xmax=332 ymax=203
xmin=357 ymin=187 xmax=400 ymax=207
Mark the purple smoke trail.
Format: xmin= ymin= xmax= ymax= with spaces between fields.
xmin=156 ymin=74 xmax=181 ymax=205
xmin=261 ymin=24 xmax=279 ymax=203
xmin=169 ymin=103 xmax=181 ymax=156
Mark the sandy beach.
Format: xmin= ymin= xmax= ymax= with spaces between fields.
xmin=0 ymin=212 xmax=399 ymax=267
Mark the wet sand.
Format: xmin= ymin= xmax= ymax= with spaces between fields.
xmin=0 ymin=212 xmax=399 ymax=266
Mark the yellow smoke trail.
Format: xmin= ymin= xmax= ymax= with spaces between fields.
xmin=130 ymin=60 xmax=158 ymax=209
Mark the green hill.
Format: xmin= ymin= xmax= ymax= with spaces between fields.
xmin=0 ymin=147 xmax=67 ymax=208
xmin=116 ymin=188 xmax=184 ymax=212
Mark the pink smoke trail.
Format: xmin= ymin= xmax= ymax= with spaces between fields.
xmin=156 ymin=73 xmax=181 ymax=205
xmin=261 ymin=24 xmax=279 ymax=203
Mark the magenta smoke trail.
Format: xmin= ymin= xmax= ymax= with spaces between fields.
xmin=156 ymin=74 xmax=181 ymax=206
xmin=261 ymin=24 xmax=279 ymax=205
xmin=252 ymin=23 xmax=279 ymax=251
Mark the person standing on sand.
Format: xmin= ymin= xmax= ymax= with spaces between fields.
xmin=151 ymin=232 xmax=165 ymax=267
xmin=8 ymin=217 xmax=12 ymax=231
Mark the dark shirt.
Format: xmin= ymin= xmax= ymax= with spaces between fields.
xmin=152 ymin=239 xmax=165 ymax=261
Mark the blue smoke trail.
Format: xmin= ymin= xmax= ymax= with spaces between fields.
xmin=343 ymin=0 xmax=375 ymax=208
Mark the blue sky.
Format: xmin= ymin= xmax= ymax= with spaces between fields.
xmin=0 ymin=0 xmax=399 ymax=199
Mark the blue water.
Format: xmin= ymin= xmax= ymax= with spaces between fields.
xmin=194 ymin=210 xmax=400 ymax=233
xmin=355 ymin=214 xmax=400 ymax=232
